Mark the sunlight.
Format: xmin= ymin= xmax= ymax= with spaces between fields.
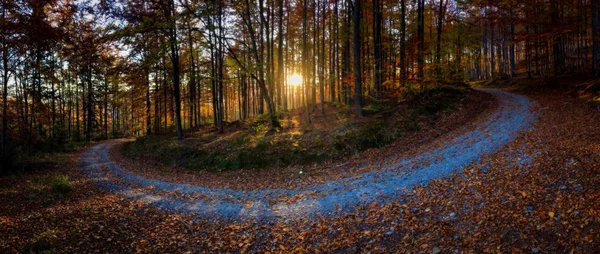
xmin=287 ymin=73 xmax=302 ymax=87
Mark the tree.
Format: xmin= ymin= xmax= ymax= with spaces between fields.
xmin=594 ymin=0 xmax=600 ymax=78
xmin=165 ymin=0 xmax=184 ymax=140
xmin=330 ymin=0 xmax=339 ymax=102
xmin=302 ymin=0 xmax=310 ymax=122
xmin=435 ymin=0 xmax=446 ymax=79
xmin=352 ymin=0 xmax=362 ymax=117
xmin=2 ymin=0 xmax=600 ymax=170
xmin=186 ymin=7 xmax=198 ymax=129
xmin=234 ymin=0 xmax=280 ymax=129
xmin=417 ymin=0 xmax=425 ymax=79
xmin=277 ymin=0 xmax=284 ymax=109
xmin=342 ymin=0 xmax=351 ymax=105
xmin=319 ymin=0 xmax=325 ymax=114
xmin=373 ymin=0 xmax=383 ymax=98
xmin=400 ymin=0 xmax=406 ymax=86
xmin=1 ymin=0 xmax=11 ymax=157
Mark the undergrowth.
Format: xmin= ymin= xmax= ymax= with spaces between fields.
xmin=1 ymin=141 xmax=85 ymax=174
xmin=579 ymin=80 xmax=600 ymax=109
xmin=26 ymin=230 xmax=61 ymax=253
xmin=50 ymin=175 xmax=72 ymax=195
xmin=123 ymin=85 xmax=470 ymax=172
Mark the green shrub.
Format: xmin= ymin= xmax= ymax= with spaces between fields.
xmin=414 ymin=85 xmax=467 ymax=115
xmin=50 ymin=175 xmax=72 ymax=195
xmin=356 ymin=120 xmax=389 ymax=150
xmin=255 ymin=139 xmax=270 ymax=150
xmin=331 ymin=101 xmax=345 ymax=108
xmin=247 ymin=120 xmax=268 ymax=133
xmin=362 ymin=104 xmax=384 ymax=114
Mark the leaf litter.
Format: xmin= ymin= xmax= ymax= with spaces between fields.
xmin=1 ymin=89 xmax=599 ymax=253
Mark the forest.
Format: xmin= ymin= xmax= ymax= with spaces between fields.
xmin=0 ymin=0 xmax=596 ymax=162
xmin=1 ymin=0 xmax=600 ymax=252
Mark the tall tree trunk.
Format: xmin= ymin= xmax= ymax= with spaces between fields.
xmin=311 ymin=0 xmax=317 ymax=108
xmin=258 ymin=0 xmax=273 ymax=114
xmin=302 ymin=0 xmax=310 ymax=122
xmin=104 ymin=74 xmax=108 ymax=138
xmin=319 ymin=0 xmax=325 ymax=114
xmin=1 ymin=2 xmax=8 ymax=157
xmin=373 ymin=0 xmax=383 ymax=98
xmin=188 ymin=24 xmax=197 ymax=129
xmin=593 ymin=0 xmax=600 ymax=78
xmin=330 ymin=0 xmax=338 ymax=102
xmin=400 ymin=0 xmax=406 ymax=86
xmin=417 ymin=0 xmax=425 ymax=79
xmin=551 ymin=1 xmax=561 ymax=76
xmin=343 ymin=0 xmax=351 ymax=105
xmin=352 ymin=0 xmax=363 ymax=117
xmin=75 ymin=82 xmax=80 ymax=141
xmin=51 ymin=80 xmax=55 ymax=140
xmin=209 ymin=21 xmax=217 ymax=128
xmin=435 ymin=0 xmax=445 ymax=79
xmin=145 ymin=69 xmax=151 ymax=135
xmin=166 ymin=0 xmax=184 ymax=139
xmin=162 ymin=55 xmax=168 ymax=130
xmin=154 ymin=71 xmax=160 ymax=134
xmin=277 ymin=0 xmax=284 ymax=110
xmin=509 ymin=11 xmax=516 ymax=77
xmin=217 ymin=0 xmax=225 ymax=133
xmin=490 ymin=19 xmax=495 ymax=78
xmin=455 ymin=1 xmax=463 ymax=80
xmin=86 ymin=67 xmax=93 ymax=141
xmin=483 ymin=21 xmax=488 ymax=79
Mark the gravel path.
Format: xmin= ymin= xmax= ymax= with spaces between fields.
xmin=81 ymin=89 xmax=534 ymax=222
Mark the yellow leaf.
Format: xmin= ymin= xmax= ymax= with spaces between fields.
xmin=548 ymin=212 xmax=555 ymax=218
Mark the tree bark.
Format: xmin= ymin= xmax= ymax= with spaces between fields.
xmin=187 ymin=23 xmax=197 ymax=129
xmin=86 ymin=66 xmax=93 ymax=141
xmin=373 ymin=0 xmax=383 ymax=98
xmin=145 ymin=69 xmax=151 ymax=135
xmin=330 ymin=0 xmax=338 ymax=102
xmin=593 ymin=0 xmax=600 ymax=78
xmin=166 ymin=0 xmax=184 ymax=139
xmin=352 ymin=0 xmax=363 ymax=117
xmin=319 ymin=0 xmax=325 ymax=114
xmin=417 ymin=0 xmax=425 ymax=79
xmin=277 ymin=0 xmax=284 ymax=110
xmin=400 ymin=0 xmax=406 ymax=86
xmin=343 ymin=0 xmax=351 ymax=105
xmin=302 ymin=0 xmax=310 ymax=122
xmin=435 ymin=0 xmax=445 ymax=79
xmin=509 ymin=11 xmax=516 ymax=77
xmin=1 ymin=2 xmax=8 ymax=157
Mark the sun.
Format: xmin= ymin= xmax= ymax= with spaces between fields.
xmin=286 ymin=73 xmax=302 ymax=87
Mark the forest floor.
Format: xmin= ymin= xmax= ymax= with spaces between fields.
xmin=1 ymin=84 xmax=600 ymax=253
xmin=80 ymin=89 xmax=530 ymax=222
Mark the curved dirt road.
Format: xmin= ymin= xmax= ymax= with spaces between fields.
xmin=81 ymin=89 xmax=534 ymax=222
